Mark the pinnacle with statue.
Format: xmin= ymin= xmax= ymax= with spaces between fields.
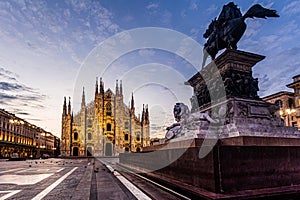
xmin=202 ymin=2 xmax=279 ymax=68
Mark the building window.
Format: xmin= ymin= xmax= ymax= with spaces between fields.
xmin=125 ymin=122 xmax=129 ymax=129
xmin=88 ymin=119 xmax=92 ymax=128
xmin=275 ymin=100 xmax=283 ymax=109
xmin=74 ymin=132 xmax=78 ymax=140
xmin=106 ymin=103 xmax=112 ymax=116
xmin=136 ymin=133 xmax=140 ymax=141
xmin=106 ymin=123 xmax=111 ymax=131
xmin=88 ymin=132 xmax=92 ymax=140
xmin=288 ymin=98 xmax=294 ymax=108
xmin=125 ymin=134 xmax=128 ymax=141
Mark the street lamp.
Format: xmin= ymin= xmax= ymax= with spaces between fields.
xmin=280 ymin=108 xmax=296 ymax=127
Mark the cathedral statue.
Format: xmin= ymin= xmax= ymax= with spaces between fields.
xmin=165 ymin=103 xmax=219 ymax=140
xmin=202 ymin=2 xmax=279 ymax=68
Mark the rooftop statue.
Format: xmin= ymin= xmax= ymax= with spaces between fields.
xmin=202 ymin=2 xmax=279 ymax=68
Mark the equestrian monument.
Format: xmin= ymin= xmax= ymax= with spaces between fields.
xmin=120 ymin=2 xmax=300 ymax=199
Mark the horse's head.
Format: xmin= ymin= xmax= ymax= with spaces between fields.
xmin=203 ymin=18 xmax=217 ymax=38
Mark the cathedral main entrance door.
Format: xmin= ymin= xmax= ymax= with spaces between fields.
xmin=73 ymin=147 xmax=78 ymax=156
xmin=87 ymin=147 xmax=92 ymax=156
xmin=105 ymin=143 xmax=112 ymax=156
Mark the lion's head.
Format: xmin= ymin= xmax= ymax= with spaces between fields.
xmin=173 ymin=103 xmax=190 ymax=122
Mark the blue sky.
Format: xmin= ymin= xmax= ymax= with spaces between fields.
xmin=0 ymin=0 xmax=300 ymax=138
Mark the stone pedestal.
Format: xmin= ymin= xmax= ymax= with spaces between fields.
xmin=120 ymin=137 xmax=300 ymax=198
xmin=187 ymin=49 xmax=264 ymax=112
xmin=119 ymin=50 xmax=300 ymax=199
xmin=186 ymin=49 xmax=299 ymax=138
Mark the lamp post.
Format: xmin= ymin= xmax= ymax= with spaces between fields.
xmin=280 ymin=108 xmax=296 ymax=127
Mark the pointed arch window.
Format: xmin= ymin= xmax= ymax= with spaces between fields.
xmin=106 ymin=103 xmax=112 ymax=116
xmin=136 ymin=132 xmax=140 ymax=141
xmin=88 ymin=132 xmax=92 ymax=140
xmin=74 ymin=132 xmax=78 ymax=140
xmin=88 ymin=119 xmax=92 ymax=128
xmin=125 ymin=122 xmax=129 ymax=129
xmin=106 ymin=123 xmax=111 ymax=131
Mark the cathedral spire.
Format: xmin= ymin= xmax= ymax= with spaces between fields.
xmin=100 ymin=77 xmax=104 ymax=95
xmin=115 ymin=80 xmax=119 ymax=95
xmin=81 ymin=87 xmax=86 ymax=108
xmin=131 ymin=93 xmax=135 ymax=115
xmin=68 ymin=97 xmax=71 ymax=116
xmin=145 ymin=104 xmax=149 ymax=124
xmin=63 ymin=96 xmax=67 ymax=116
xmin=120 ymin=80 xmax=123 ymax=96
xmin=141 ymin=104 xmax=145 ymax=123
xmin=95 ymin=77 xmax=98 ymax=96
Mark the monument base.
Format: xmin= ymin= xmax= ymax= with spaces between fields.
xmin=120 ymin=137 xmax=300 ymax=198
xmin=119 ymin=49 xmax=300 ymax=198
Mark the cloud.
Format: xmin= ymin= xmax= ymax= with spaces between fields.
xmin=264 ymin=2 xmax=274 ymax=9
xmin=206 ymin=4 xmax=218 ymax=15
xmin=0 ymin=0 xmax=124 ymax=135
xmin=279 ymin=20 xmax=299 ymax=35
xmin=0 ymin=67 xmax=19 ymax=79
xmin=255 ymin=46 xmax=300 ymax=97
xmin=0 ymin=66 xmax=46 ymax=111
xmin=146 ymin=3 xmax=159 ymax=10
xmin=138 ymin=49 xmax=156 ymax=57
xmin=282 ymin=0 xmax=300 ymax=15
xmin=180 ymin=9 xmax=187 ymax=18
xmin=16 ymin=112 xmax=30 ymax=116
xmin=146 ymin=2 xmax=160 ymax=15
xmin=0 ymin=82 xmax=30 ymax=91
xmin=244 ymin=19 xmax=261 ymax=37
xmin=190 ymin=28 xmax=200 ymax=40
xmin=189 ymin=1 xmax=198 ymax=10
xmin=0 ymin=93 xmax=17 ymax=100
xmin=161 ymin=10 xmax=172 ymax=24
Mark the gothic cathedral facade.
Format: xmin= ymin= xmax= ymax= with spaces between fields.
xmin=60 ymin=78 xmax=150 ymax=156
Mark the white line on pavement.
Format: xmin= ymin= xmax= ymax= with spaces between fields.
xmin=15 ymin=169 xmax=30 ymax=173
xmin=106 ymin=165 xmax=151 ymax=200
xmin=0 ymin=190 xmax=22 ymax=200
xmin=17 ymin=168 xmax=50 ymax=173
xmin=0 ymin=168 xmax=24 ymax=174
xmin=56 ymin=168 xmax=64 ymax=172
xmin=31 ymin=167 xmax=78 ymax=200
xmin=0 ymin=174 xmax=53 ymax=185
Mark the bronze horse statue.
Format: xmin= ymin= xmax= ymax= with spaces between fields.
xmin=202 ymin=2 xmax=279 ymax=68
